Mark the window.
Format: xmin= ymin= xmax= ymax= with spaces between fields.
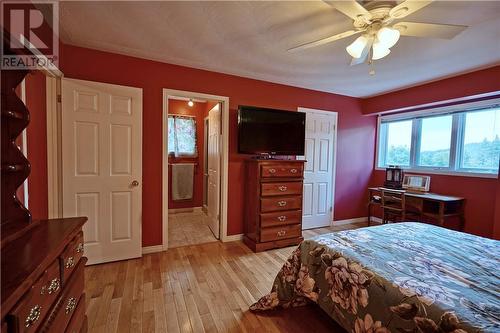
xmin=168 ymin=115 xmax=197 ymax=157
xmin=461 ymin=109 xmax=500 ymax=171
xmin=377 ymin=102 xmax=500 ymax=176
xmin=379 ymin=120 xmax=412 ymax=166
xmin=417 ymin=115 xmax=453 ymax=168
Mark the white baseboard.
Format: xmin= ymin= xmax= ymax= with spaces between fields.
xmin=142 ymin=245 xmax=165 ymax=254
xmin=168 ymin=207 xmax=203 ymax=214
xmin=369 ymin=217 xmax=383 ymax=224
xmin=331 ymin=216 xmax=383 ymax=226
xmin=223 ymin=234 xmax=243 ymax=242
xmin=332 ymin=217 xmax=368 ymax=226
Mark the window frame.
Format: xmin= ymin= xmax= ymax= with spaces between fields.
xmin=375 ymin=98 xmax=500 ymax=179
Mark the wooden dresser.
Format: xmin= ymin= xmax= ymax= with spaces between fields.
xmin=1 ymin=217 xmax=88 ymax=333
xmin=1 ymin=53 xmax=87 ymax=332
xmin=243 ymin=160 xmax=306 ymax=252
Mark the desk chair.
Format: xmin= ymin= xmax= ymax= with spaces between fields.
xmin=381 ymin=189 xmax=406 ymax=224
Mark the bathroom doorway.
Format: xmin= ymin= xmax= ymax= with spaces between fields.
xmin=163 ymin=90 xmax=228 ymax=249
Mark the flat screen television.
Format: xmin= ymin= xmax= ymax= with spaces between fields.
xmin=238 ymin=106 xmax=305 ymax=155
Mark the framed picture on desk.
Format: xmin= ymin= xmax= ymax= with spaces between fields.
xmin=402 ymin=174 xmax=431 ymax=192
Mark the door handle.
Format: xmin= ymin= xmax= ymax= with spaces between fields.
xmin=131 ymin=180 xmax=139 ymax=187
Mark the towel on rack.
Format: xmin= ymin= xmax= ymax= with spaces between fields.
xmin=172 ymin=163 xmax=195 ymax=201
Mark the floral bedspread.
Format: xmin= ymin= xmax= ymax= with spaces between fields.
xmin=250 ymin=223 xmax=500 ymax=332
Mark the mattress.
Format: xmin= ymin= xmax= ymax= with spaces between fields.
xmin=250 ymin=222 xmax=500 ymax=332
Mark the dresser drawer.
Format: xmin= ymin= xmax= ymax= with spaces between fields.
xmin=261 ymin=210 xmax=302 ymax=227
xmin=260 ymin=224 xmax=302 ymax=242
xmin=261 ymin=182 xmax=302 ymax=197
xmin=261 ymin=164 xmax=303 ymax=178
xmin=44 ymin=259 xmax=85 ymax=333
xmin=261 ymin=196 xmax=302 ymax=212
xmin=7 ymin=260 xmax=61 ymax=333
xmin=61 ymin=232 xmax=84 ymax=285
xmin=64 ymin=294 xmax=85 ymax=333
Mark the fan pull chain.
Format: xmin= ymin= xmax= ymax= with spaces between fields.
xmin=369 ymin=59 xmax=376 ymax=76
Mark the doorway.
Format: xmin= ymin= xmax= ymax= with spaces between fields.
xmin=163 ymin=89 xmax=229 ymax=249
xmin=298 ymin=107 xmax=338 ymax=229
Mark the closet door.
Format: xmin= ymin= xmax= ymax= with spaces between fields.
xmin=62 ymin=78 xmax=143 ymax=265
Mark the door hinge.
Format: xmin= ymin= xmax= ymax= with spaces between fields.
xmin=57 ymin=94 xmax=62 ymax=103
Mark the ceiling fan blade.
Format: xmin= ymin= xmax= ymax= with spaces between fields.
xmin=323 ymin=0 xmax=371 ymax=21
xmin=288 ymin=30 xmax=362 ymax=52
xmin=389 ymin=0 xmax=433 ymax=19
xmin=394 ymin=22 xmax=468 ymax=39
xmin=350 ymin=37 xmax=373 ymax=66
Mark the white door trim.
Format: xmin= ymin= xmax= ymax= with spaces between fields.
xmin=202 ymin=116 xmax=209 ymax=210
xmin=162 ymin=89 xmax=230 ymax=250
xmin=46 ymin=76 xmax=63 ymax=218
xmin=298 ymin=107 xmax=338 ymax=227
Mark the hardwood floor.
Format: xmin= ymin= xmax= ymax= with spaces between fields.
xmin=168 ymin=211 xmax=217 ymax=248
xmin=84 ymin=222 xmax=366 ymax=333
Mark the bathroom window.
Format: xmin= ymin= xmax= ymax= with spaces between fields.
xmin=168 ymin=115 xmax=198 ymax=157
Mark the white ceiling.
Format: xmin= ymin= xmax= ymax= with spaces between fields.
xmin=59 ymin=1 xmax=500 ymax=97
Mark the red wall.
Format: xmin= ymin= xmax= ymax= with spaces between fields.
xmin=494 ymin=171 xmax=500 ymax=240
xmin=23 ymin=44 xmax=493 ymax=245
xmin=168 ymin=99 xmax=205 ymax=209
xmin=362 ymin=66 xmax=500 ymax=115
xmin=60 ymin=44 xmax=374 ymax=247
xmin=364 ymin=66 xmax=500 ymax=238
xmin=24 ymin=71 xmax=48 ymax=220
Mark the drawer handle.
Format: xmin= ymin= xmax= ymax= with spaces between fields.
xmin=278 ymin=186 xmax=288 ymax=192
xmin=76 ymin=242 xmax=84 ymax=253
xmin=277 ymin=230 xmax=286 ymax=237
xmin=268 ymin=168 xmax=276 ymax=174
xmin=47 ymin=278 xmax=60 ymax=294
xmin=65 ymin=297 xmax=77 ymax=314
xmin=65 ymin=257 xmax=75 ymax=269
xmin=25 ymin=305 xmax=42 ymax=328
xmin=277 ymin=200 xmax=287 ymax=207
xmin=290 ymin=168 xmax=298 ymax=174
xmin=277 ymin=215 xmax=287 ymax=222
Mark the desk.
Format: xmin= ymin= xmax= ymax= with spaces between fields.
xmin=368 ymin=187 xmax=465 ymax=230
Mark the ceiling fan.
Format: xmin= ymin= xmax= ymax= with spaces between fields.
xmin=289 ymin=0 xmax=468 ymax=67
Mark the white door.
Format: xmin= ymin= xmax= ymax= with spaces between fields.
xmin=207 ymin=104 xmax=221 ymax=238
xmin=298 ymin=108 xmax=337 ymax=229
xmin=203 ymin=117 xmax=209 ymax=209
xmin=62 ymin=78 xmax=142 ymax=265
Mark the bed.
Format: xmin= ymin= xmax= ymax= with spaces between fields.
xmin=250 ymin=222 xmax=500 ymax=332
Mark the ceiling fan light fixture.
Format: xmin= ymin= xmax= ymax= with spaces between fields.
xmin=376 ymin=27 xmax=400 ymax=48
xmin=346 ymin=35 xmax=368 ymax=59
xmin=372 ymin=42 xmax=391 ymax=60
